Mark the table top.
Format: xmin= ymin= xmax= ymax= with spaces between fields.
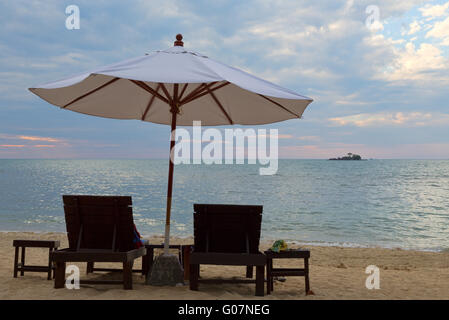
xmin=13 ymin=239 xmax=60 ymax=248
xmin=264 ymin=249 xmax=310 ymax=258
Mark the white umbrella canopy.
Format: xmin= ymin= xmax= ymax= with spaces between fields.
xmin=29 ymin=34 xmax=313 ymax=258
xmin=29 ymin=36 xmax=312 ymax=126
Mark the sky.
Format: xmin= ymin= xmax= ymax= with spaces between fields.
xmin=1 ymin=0 xmax=449 ymax=159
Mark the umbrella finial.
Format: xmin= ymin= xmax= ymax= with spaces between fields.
xmin=174 ymin=34 xmax=184 ymax=47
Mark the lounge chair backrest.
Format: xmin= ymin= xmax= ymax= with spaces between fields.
xmin=62 ymin=195 xmax=136 ymax=252
xmin=193 ymin=204 xmax=263 ymax=254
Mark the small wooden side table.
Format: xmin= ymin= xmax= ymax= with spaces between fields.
xmin=264 ymin=249 xmax=310 ymax=295
xmin=143 ymin=244 xmax=193 ymax=281
xmin=13 ymin=240 xmax=60 ymax=280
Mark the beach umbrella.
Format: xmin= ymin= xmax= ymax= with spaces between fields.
xmin=29 ymin=34 xmax=313 ymax=283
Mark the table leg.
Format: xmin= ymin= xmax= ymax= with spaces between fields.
xmin=270 ymin=259 xmax=274 ymax=292
xmin=305 ymin=257 xmax=310 ymax=294
xmin=267 ymin=258 xmax=273 ymax=294
xmin=52 ymin=249 xmax=56 ymax=279
xmin=13 ymin=246 xmax=19 ymax=278
xmin=266 ymin=258 xmax=270 ymax=295
xmin=20 ymin=247 xmax=26 ymax=276
xmin=47 ymin=248 xmax=52 ymax=280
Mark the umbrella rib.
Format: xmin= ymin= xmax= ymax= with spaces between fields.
xmin=62 ymin=77 xmax=119 ymax=109
xmin=258 ymin=94 xmax=300 ymax=118
xmin=160 ymin=83 xmax=173 ymax=105
xmin=129 ymin=80 xmax=169 ymax=104
xmin=178 ymin=83 xmax=189 ymax=101
xmin=181 ymin=81 xmax=229 ymax=105
xmin=181 ymin=82 xmax=216 ymax=105
xmin=141 ymin=84 xmax=161 ymax=121
xmin=182 ymin=81 xmax=230 ymax=105
xmin=179 ymin=83 xmax=208 ymax=105
xmin=206 ymin=86 xmax=233 ymax=125
xmin=181 ymin=82 xmax=225 ymax=105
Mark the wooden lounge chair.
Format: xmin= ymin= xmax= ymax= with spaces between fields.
xmin=189 ymin=204 xmax=266 ymax=296
xmin=51 ymin=195 xmax=147 ymax=289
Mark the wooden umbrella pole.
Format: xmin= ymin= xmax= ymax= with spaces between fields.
xmin=164 ymin=37 xmax=183 ymax=255
xmin=164 ymin=89 xmax=178 ymax=255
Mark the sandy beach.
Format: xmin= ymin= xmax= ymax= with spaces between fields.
xmin=0 ymin=232 xmax=447 ymax=300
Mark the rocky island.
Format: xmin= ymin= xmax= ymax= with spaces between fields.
xmin=329 ymin=153 xmax=362 ymax=160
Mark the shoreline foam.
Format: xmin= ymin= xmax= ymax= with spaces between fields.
xmin=1 ymin=231 xmax=446 ymax=253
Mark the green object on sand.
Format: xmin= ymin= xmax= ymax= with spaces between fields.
xmin=271 ymin=240 xmax=288 ymax=252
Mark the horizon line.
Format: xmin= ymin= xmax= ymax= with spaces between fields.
xmin=0 ymin=158 xmax=448 ymax=161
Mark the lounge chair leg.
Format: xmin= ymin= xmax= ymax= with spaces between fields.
xmin=189 ymin=264 xmax=199 ymax=291
xmin=255 ymin=265 xmax=264 ymax=296
xmin=54 ymin=262 xmax=66 ymax=289
xmin=183 ymin=246 xmax=191 ymax=281
xmin=145 ymin=247 xmax=154 ymax=281
xmin=123 ymin=261 xmax=133 ymax=290
xmin=86 ymin=262 xmax=94 ymax=274
xmin=246 ymin=265 xmax=253 ymax=278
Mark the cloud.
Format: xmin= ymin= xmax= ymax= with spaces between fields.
xmin=0 ymin=134 xmax=64 ymax=143
xmin=254 ymin=133 xmax=293 ymax=139
xmin=0 ymin=144 xmax=25 ymax=148
xmin=0 ymin=134 xmax=70 ymax=153
xmin=334 ymin=93 xmax=371 ymax=106
xmin=376 ymin=42 xmax=448 ymax=82
xmin=426 ymin=15 xmax=449 ymax=45
xmin=0 ymin=144 xmax=56 ymax=148
xmin=329 ymin=112 xmax=449 ymax=127
xmin=408 ymin=21 xmax=421 ymax=34
xmin=297 ymin=136 xmax=321 ymax=142
xmin=17 ymin=135 xmax=62 ymax=142
xmin=217 ymin=0 xmax=448 ymax=95
xmin=137 ymin=0 xmax=184 ymax=18
xmin=419 ymin=1 xmax=449 ymax=18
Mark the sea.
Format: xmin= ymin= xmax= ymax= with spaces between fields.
xmin=0 ymin=159 xmax=448 ymax=252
